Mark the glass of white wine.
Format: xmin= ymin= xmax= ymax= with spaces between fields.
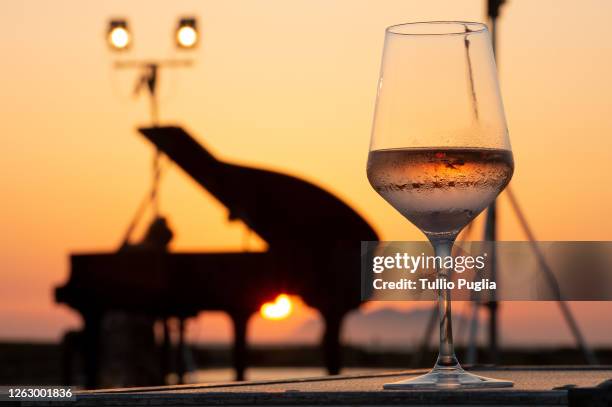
xmin=367 ymin=21 xmax=514 ymax=389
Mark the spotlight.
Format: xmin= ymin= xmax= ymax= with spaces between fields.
xmin=176 ymin=18 xmax=198 ymax=49
xmin=107 ymin=19 xmax=131 ymax=50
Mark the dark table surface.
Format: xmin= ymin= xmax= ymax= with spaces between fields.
xmin=27 ymin=366 xmax=612 ymax=406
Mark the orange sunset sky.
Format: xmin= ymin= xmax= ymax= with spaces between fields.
xmin=1 ymin=0 xmax=612 ymax=347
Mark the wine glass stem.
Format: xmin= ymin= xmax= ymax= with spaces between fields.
xmin=433 ymin=239 xmax=460 ymax=369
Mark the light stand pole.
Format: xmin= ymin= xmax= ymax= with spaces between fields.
xmin=482 ymin=0 xmax=505 ymax=365
xmin=107 ymin=17 xmax=200 ymax=385
xmin=479 ymin=0 xmax=596 ymax=365
xmin=116 ymin=60 xmax=192 ymax=218
xmin=105 ymin=16 xmax=199 ymax=243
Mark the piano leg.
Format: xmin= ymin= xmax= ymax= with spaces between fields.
xmin=83 ymin=311 xmax=102 ymax=389
xmin=60 ymin=330 xmax=80 ymax=386
xmin=177 ymin=317 xmax=186 ymax=384
xmin=160 ymin=318 xmax=171 ymax=382
xmin=230 ymin=311 xmax=250 ymax=381
xmin=322 ymin=311 xmax=344 ymax=376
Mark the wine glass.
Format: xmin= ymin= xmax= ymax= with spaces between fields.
xmin=367 ymin=21 xmax=514 ymax=389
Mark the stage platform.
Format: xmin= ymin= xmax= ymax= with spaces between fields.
xmin=29 ymin=366 xmax=612 ymax=406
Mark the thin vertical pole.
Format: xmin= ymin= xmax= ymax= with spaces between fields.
xmin=465 ymin=302 xmax=480 ymax=365
xmin=147 ymin=64 xmax=161 ymax=217
xmin=484 ymin=0 xmax=502 ymax=365
xmin=485 ymin=0 xmax=596 ymax=366
xmin=152 ymin=149 xmax=161 ymax=217
xmin=412 ymin=305 xmax=437 ymax=367
xmin=483 ymin=206 xmax=499 ymax=364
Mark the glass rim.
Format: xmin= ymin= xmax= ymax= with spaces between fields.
xmin=386 ymin=21 xmax=488 ymax=36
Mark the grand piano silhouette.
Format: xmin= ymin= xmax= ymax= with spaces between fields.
xmin=56 ymin=126 xmax=378 ymax=387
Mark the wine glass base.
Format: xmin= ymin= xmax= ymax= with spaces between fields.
xmin=383 ymin=367 xmax=514 ymax=390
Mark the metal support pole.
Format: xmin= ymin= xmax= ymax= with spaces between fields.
xmin=482 ymin=0 xmax=595 ymax=366
xmin=114 ymin=59 xmax=192 ymax=238
xmin=483 ymin=0 xmax=505 ymax=366
xmin=483 ymin=208 xmax=499 ymax=364
xmin=505 ymin=188 xmax=598 ymax=365
xmin=144 ymin=64 xmax=161 ymax=217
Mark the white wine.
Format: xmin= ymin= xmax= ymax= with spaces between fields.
xmin=367 ymin=148 xmax=514 ymax=238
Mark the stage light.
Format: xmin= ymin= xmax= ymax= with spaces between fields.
xmin=176 ymin=18 xmax=198 ymax=49
xmin=107 ymin=19 xmax=131 ymax=50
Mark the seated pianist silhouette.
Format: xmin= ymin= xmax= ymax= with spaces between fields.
xmin=56 ymin=126 xmax=378 ymax=388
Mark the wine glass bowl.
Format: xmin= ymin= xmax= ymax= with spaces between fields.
xmin=367 ymin=147 xmax=513 ymax=241
xmin=367 ymin=21 xmax=514 ymax=389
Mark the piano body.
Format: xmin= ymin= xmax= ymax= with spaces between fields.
xmin=56 ymin=126 xmax=378 ymax=388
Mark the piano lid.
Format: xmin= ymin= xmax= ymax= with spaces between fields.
xmin=138 ymin=126 xmax=378 ymax=244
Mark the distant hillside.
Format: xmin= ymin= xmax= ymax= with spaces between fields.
xmin=294 ymin=307 xmax=477 ymax=349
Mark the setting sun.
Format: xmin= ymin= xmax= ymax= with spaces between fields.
xmin=260 ymin=294 xmax=293 ymax=320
